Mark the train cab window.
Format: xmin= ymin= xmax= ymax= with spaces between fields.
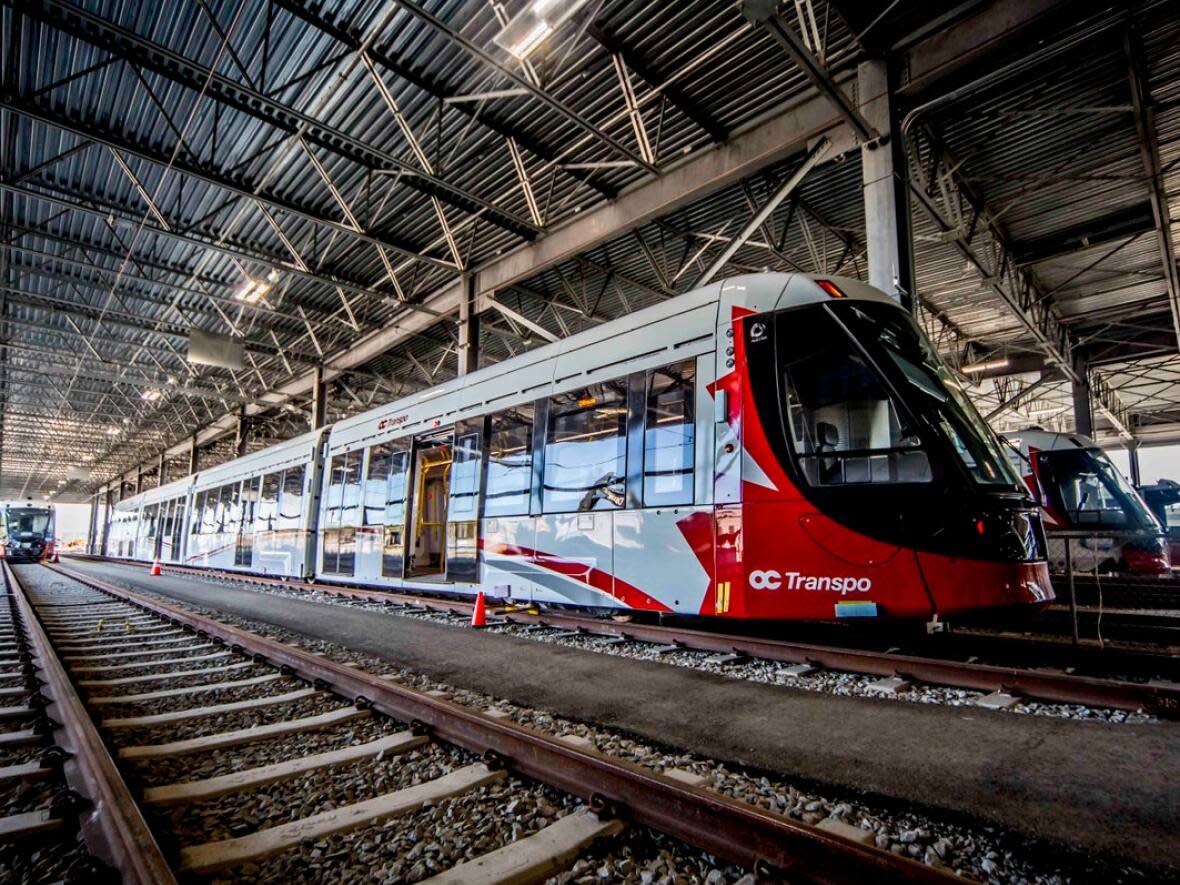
xmin=278 ymin=466 xmax=305 ymax=530
xmin=779 ymin=309 xmax=931 ymax=486
xmin=485 ymin=406 xmax=533 ymax=517
xmin=258 ymin=473 xmax=280 ymax=531
xmin=544 ymin=381 xmax=627 ymax=512
xmin=364 ymin=444 xmax=394 ymax=526
xmin=643 ymin=361 xmax=696 ymax=507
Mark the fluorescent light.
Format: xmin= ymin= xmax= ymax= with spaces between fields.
xmin=493 ymin=0 xmax=591 ymax=60
xmin=142 ymin=388 xmax=162 ymax=402
xmin=235 ymin=271 xmax=277 ymax=305
xmin=106 ymin=426 xmax=120 ymax=436
xmin=961 ymin=357 xmax=1010 ymax=375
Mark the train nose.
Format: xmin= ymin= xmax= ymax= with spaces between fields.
xmin=917 ymin=554 xmax=1055 ymax=616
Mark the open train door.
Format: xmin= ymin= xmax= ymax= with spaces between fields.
xmin=405 ymin=429 xmax=453 ymax=579
xmin=445 ymin=419 xmax=484 ymax=584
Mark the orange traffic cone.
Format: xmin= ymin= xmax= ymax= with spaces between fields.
xmin=150 ymin=560 xmax=162 ymax=576
xmin=471 ymin=591 xmax=487 ymax=628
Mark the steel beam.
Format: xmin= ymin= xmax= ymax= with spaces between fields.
xmin=742 ymin=0 xmax=878 ymax=143
xmin=456 ymin=274 xmax=478 ymax=377
xmin=14 ymin=0 xmax=537 ymax=240
xmin=698 ymin=136 xmax=831 ymax=286
xmin=1 ymin=98 xmax=454 ymax=270
xmin=587 ymin=23 xmax=727 ymax=143
xmin=1125 ymin=27 xmax=1180 ymax=351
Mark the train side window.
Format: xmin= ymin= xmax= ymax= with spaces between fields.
xmin=364 ymin=444 xmax=393 ymax=526
xmin=258 ymin=473 xmax=280 ymax=531
xmin=191 ymin=491 xmax=205 ymax=535
xmin=202 ymin=490 xmax=218 ymax=534
xmin=225 ymin=483 xmax=242 ymax=535
xmin=485 ymin=406 xmax=533 ymax=517
xmin=341 ymin=451 xmax=363 ymax=526
xmin=544 ymin=381 xmax=627 ymax=512
xmin=278 ymin=465 xmax=306 ymax=530
xmin=325 ymin=454 xmax=347 ymax=528
xmin=643 ymin=361 xmax=696 ymax=507
xmin=385 ymin=448 xmax=411 ymax=524
xmin=278 ymin=467 xmax=306 ymax=531
xmin=242 ymin=477 xmax=260 ymax=533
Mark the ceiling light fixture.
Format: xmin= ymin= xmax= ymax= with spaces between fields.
xmin=961 ymin=357 xmax=1010 ymax=375
xmin=142 ymin=388 xmax=162 ymax=402
xmin=235 ymin=269 xmax=280 ymax=305
xmin=493 ymin=0 xmax=592 ymax=59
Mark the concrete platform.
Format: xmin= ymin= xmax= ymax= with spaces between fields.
xmin=63 ymin=559 xmax=1180 ymax=873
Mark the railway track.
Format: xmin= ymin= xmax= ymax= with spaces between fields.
xmin=77 ymin=556 xmax=1180 ymax=720
xmin=102 ymin=557 xmax=1180 ymax=715
xmin=0 ymin=564 xmax=115 ymax=881
xmin=8 ymin=562 xmax=957 ymax=884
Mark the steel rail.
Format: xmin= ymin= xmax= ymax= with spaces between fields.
xmin=3 ymin=562 xmax=178 ymax=885
xmin=47 ymin=561 xmax=953 ymax=885
xmin=78 ymin=556 xmax=1180 ymax=718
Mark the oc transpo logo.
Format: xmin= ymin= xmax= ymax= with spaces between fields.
xmin=749 ymin=570 xmax=872 ymax=594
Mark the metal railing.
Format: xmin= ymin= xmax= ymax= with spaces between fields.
xmin=1046 ymin=528 xmax=1177 ymax=645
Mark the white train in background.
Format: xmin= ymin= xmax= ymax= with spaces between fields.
xmin=1002 ymin=430 xmax=1170 ymax=575
xmin=99 ymin=273 xmax=1053 ymax=623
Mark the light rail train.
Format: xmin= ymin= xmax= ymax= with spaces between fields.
xmin=101 ymin=274 xmax=1053 ymax=622
xmin=1003 ymin=430 xmax=1170 ymax=575
xmin=2 ymin=501 xmax=57 ymax=563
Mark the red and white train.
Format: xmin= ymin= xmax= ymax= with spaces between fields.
xmin=101 ymin=273 xmax=1053 ymax=621
xmin=1003 ymin=430 xmax=1170 ymax=575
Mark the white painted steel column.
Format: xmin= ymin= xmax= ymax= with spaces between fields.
xmin=859 ymin=59 xmax=915 ymax=308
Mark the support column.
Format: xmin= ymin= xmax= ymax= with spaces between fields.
xmin=858 ymin=58 xmax=915 ymax=309
xmin=134 ymin=467 xmax=142 ymax=496
xmin=311 ymin=365 xmax=327 ymax=430
xmin=234 ymin=406 xmax=249 ymax=458
xmin=457 ymin=273 xmax=479 ymax=377
xmin=157 ymin=451 xmax=167 ymax=486
xmin=1072 ymin=373 xmax=1094 ymax=438
xmin=188 ymin=435 xmax=199 ymax=475
xmin=1127 ymin=440 xmax=1142 ymax=487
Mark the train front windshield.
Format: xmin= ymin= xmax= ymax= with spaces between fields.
xmin=776 ymin=301 xmax=1022 ymax=491
xmin=1035 ymin=448 xmax=1159 ymax=530
xmin=7 ymin=509 xmax=50 ymax=537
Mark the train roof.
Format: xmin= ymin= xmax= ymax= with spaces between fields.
xmin=113 ymin=429 xmax=326 ymax=512
xmin=326 ymin=272 xmax=896 ymax=453
xmin=1001 ymin=429 xmax=1101 ymax=453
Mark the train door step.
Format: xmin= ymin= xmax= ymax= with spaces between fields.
xmin=703 ymin=653 xmax=748 ymax=666
xmin=975 ymin=691 xmax=1021 ymax=710
xmin=777 ymin=663 xmax=820 ymax=678
xmin=865 ymin=677 xmax=913 ymax=695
